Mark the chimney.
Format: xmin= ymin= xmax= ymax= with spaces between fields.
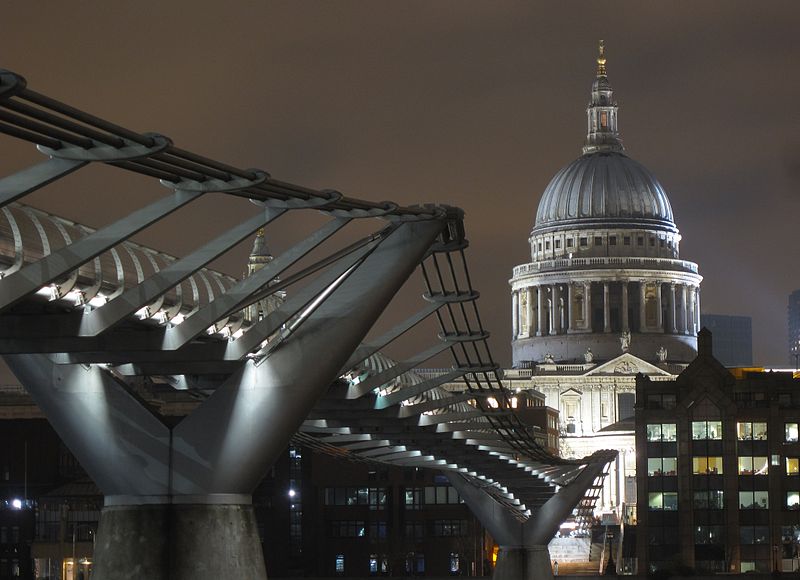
xmin=698 ymin=327 xmax=713 ymax=357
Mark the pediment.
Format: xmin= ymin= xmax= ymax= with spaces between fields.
xmin=586 ymin=353 xmax=674 ymax=377
xmin=560 ymin=387 xmax=583 ymax=397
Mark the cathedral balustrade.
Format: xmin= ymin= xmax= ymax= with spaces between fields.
xmin=512 ymin=255 xmax=699 ymax=278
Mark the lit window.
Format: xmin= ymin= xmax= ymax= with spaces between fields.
xmin=737 ymin=422 xmax=767 ymax=440
xmin=738 ymin=491 xmax=769 ymax=510
xmin=648 ymin=492 xmax=677 ymax=510
xmin=449 ymin=553 xmax=460 ymax=574
xmin=646 ymin=423 xmax=677 ymax=441
xmin=787 ymin=458 xmax=800 ymax=475
xmin=370 ymin=554 xmax=379 ymax=575
xmin=335 ymin=554 xmax=345 ymax=575
xmin=648 ymin=457 xmax=677 ymax=476
xmin=788 ymin=492 xmax=800 ymax=510
xmin=786 ymin=423 xmax=799 ymax=442
xmin=738 ymin=456 xmax=768 ymax=475
xmin=693 ymin=456 xmax=724 ymax=475
xmin=647 ymin=458 xmax=663 ymax=476
xmin=692 ymin=420 xmax=722 ymax=440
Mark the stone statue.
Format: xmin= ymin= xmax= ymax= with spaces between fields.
xmin=543 ymin=352 xmax=555 ymax=364
xmin=620 ymin=331 xmax=631 ymax=353
xmin=656 ymin=345 xmax=668 ymax=363
xmin=584 ymin=347 xmax=594 ymax=363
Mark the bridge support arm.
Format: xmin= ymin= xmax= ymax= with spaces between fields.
xmin=449 ymin=451 xmax=615 ymax=580
xmin=3 ymin=353 xmax=171 ymax=497
xmin=522 ymin=452 xmax=614 ymax=545
xmin=172 ymin=219 xmax=445 ymax=494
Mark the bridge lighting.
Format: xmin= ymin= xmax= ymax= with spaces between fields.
xmin=35 ymin=286 xmax=53 ymax=299
xmin=88 ymin=294 xmax=108 ymax=308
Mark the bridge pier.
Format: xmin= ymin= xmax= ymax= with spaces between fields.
xmin=493 ymin=545 xmax=553 ymax=580
xmin=92 ymin=502 xmax=265 ymax=580
xmin=5 ymin=219 xmax=445 ymax=580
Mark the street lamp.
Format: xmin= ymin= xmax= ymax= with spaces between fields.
xmin=70 ymin=523 xmax=95 ymax=580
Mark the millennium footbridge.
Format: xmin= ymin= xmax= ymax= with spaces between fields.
xmin=0 ymin=68 xmax=615 ymax=580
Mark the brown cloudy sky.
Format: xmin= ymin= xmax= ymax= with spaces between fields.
xmin=1 ymin=1 xmax=798 ymax=366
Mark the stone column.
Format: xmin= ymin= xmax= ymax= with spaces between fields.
xmin=603 ymin=282 xmax=611 ymax=333
xmin=669 ymin=283 xmax=677 ymax=333
xmin=526 ymin=287 xmax=535 ymax=337
xmin=511 ymin=290 xmax=519 ymax=338
xmin=566 ymin=283 xmax=573 ymax=331
xmin=639 ymin=281 xmax=647 ymax=332
xmin=549 ymin=285 xmax=558 ymax=335
xmin=537 ymin=285 xmax=546 ymax=337
xmin=689 ymin=286 xmax=697 ymax=334
xmin=656 ymin=281 xmax=663 ymax=331
xmin=585 ymin=281 xmax=593 ymax=331
xmin=695 ymin=287 xmax=701 ymax=331
xmin=681 ymin=284 xmax=689 ymax=335
xmin=621 ymin=281 xmax=629 ymax=331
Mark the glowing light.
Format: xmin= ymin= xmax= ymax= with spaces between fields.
xmin=288 ymin=489 xmax=296 ymax=498
xmin=11 ymin=499 xmax=22 ymax=510
xmin=88 ymin=294 xmax=108 ymax=308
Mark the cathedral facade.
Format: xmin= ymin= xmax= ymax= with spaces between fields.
xmin=507 ymin=43 xmax=702 ymax=517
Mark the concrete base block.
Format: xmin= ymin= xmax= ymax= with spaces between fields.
xmin=493 ymin=545 xmax=553 ymax=580
xmin=93 ymin=503 xmax=267 ymax=580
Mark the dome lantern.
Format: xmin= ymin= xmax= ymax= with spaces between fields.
xmin=584 ymin=40 xmax=623 ymax=155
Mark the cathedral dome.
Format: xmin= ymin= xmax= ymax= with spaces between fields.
xmin=533 ymin=40 xmax=677 ymax=234
xmin=533 ymin=151 xmax=676 ymax=232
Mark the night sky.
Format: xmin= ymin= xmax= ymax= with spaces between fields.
xmin=1 ymin=2 xmax=798 ymax=366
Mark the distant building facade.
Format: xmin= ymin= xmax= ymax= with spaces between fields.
xmin=789 ymin=290 xmax=800 ymax=368
xmin=636 ymin=329 xmax=800 ymax=574
xmin=700 ymin=314 xmax=753 ymax=367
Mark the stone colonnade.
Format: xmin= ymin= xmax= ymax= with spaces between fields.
xmin=512 ymin=280 xmax=700 ymax=338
